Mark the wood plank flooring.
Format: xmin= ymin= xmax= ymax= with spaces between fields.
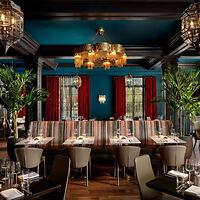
xmin=66 ymin=165 xmax=140 ymax=200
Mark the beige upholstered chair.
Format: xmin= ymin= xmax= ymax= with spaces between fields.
xmin=115 ymin=146 xmax=140 ymax=186
xmin=135 ymin=155 xmax=162 ymax=200
xmin=194 ymin=121 xmax=200 ymax=149
xmin=15 ymin=147 xmax=46 ymax=177
xmin=68 ymin=147 xmax=91 ymax=187
xmin=180 ymin=136 xmax=193 ymax=161
xmin=159 ymin=145 xmax=186 ymax=173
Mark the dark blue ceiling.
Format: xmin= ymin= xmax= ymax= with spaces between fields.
xmin=24 ymin=20 xmax=180 ymax=46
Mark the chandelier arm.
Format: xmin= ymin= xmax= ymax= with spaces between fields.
xmin=90 ymin=32 xmax=99 ymax=44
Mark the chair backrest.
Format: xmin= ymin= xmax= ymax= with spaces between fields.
xmin=135 ymin=155 xmax=161 ymax=200
xmin=116 ymin=146 xmax=141 ymax=167
xmin=15 ymin=147 xmax=43 ymax=169
xmin=49 ymin=155 xmax=71 ymax=200
xmin=67 ymin=147 xmax=91 ymax=169
xmin=194 ymin=121 xmax=200 ymax=138
xmin=180 ymin=136 xmax=193 ymax=160
xmin=159 ymin=145 xmax=186 ymax=167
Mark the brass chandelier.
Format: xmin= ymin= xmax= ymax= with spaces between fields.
xmin=181 ymin=0 xmax=200 ymax=52
xmin=74 ymin=28 xmax=127 ymax=70
xmin=0 ymin=0 xmax=24 ymax=53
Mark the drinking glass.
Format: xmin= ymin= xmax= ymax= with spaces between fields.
xmin=176 ymin=166 xmax=186 ymax=192
xmin=128 ymin=129 xmax=132 ymax=136
xmin=74 ymin=129 xmax=78 ymax=138
xmin=1 ymin=159 xmax=9 ymax=181
xmin=12 ymin=162 xmax=21 ymax=187
xmin=194 ymin=161 xmax=200 ymax=176
xmin=185 ymin=160 xmax=194 ymax=186
xmin=27 ymin=129 xmax=32 ymax=141
xmin=21 ymin=169 xmax=30 ymax=189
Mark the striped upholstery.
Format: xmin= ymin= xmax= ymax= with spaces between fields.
xmin=29 ymin=120 xmax=172 ymax=146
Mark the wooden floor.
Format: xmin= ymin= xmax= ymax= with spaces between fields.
xmin=0 ymin=139 xmax=200 ymax=200
xmin=66 ymin=166 xmax=140 ymax=200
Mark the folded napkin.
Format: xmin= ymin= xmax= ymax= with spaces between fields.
xmin=18 ymin=172 xmax=39 ymax=181
xmin=72 ymin=140 xmax=83 ymax=144
xmin=185 ymin=185 xmax=200 ymax=197
xmin=167 ymin=170 xmax=188 ymax=180
xmin=0 ymin=188 xmax=24 ymax=200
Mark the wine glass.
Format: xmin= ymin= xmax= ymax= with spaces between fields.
xmin=185 ymin=160 xmax=195 ymax=186
xmin=74 ymin=129 xmax=78 ymax=138
xmin=1 ymin=158 xmax=9 ymax=181
xmin=128 ymin=129 xmax=132 ymax=136
xmin=21 ymin=169 xmax=30 ymax=190
xmin=12 ymin=162 xmax=21 ymax=187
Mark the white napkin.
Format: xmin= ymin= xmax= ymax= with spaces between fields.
xmin=167 ymin=170 xmax=188 ymax=179
xmin=18 ymin=172 xmax=39 ymax=180
xmin=185 ymin=185 xmax=200 ymax=197
xmin=72 ymin=140 xmax=83 ymax=144
xmin=27 ymin=140 xmax=38 ymax=144
xmin=0 ymin=188 xmax=24 ymax=200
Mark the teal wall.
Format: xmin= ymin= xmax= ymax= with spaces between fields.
xmin=41 ymin=66 xmax=163 ymax=120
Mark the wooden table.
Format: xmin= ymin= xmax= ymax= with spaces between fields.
xmin=63 ymin=136 xmax=95 ymax=145
xmin=15 ymin=137 xmax=54 ymax=146
xmin=151 ymin=135 xmax=186 ymax=145
xmin=109 ymin=136 xmax=141 ymax=145
xmin=147 ymin=175 xmax=200 ymax=200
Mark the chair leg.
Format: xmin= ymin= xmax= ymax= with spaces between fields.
xmin=37 ymin=165 xmax=39 ymax=174
xmin=86 ymin=165 xmax=88 ymax=187
xmin=123 ymin=166 xmax=125 ymax=177
xmin=194 ymin=139 xmax=197 ymax=149
xmin=43 ymin=156 xmax=46 ymax=178
xmin=89 ymin=160 xmax=91 ymax=177
xmin=80 ymin=167 xmax=82 ymax=178
xmin=117 ymin=164 xmax=119 ymax=186
xmin=114 ymin=160 xmax=116 ymax=177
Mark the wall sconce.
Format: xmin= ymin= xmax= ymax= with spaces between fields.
xmin=99 ymin=95 xmax=106 ymax=104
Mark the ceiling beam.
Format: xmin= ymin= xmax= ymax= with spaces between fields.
xmin=38 ymin=45 xmax=163 ymax=58
xmin=148 ymin=31 xmax=191 ymax=69
xmin=38 ymin=56 xmax=58 ymax=70
xmin=15 ymin=0 xmax=190 ymax=20
xmin=11 ymin=33 xmax=39 ymax=56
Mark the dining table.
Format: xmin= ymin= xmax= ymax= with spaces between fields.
xmin=63 ymin=136 xmax=95 ymax=145
xmin=147 ymin=175 xmax=200 ymax=200
xmin=15 ymin=137 xmax=54 ymax=146
xmin=0 ymin=177 xmax=61 ymax=200
xmin=109 ymin=135 xmax=141 ymax=145
xmin=151 ymin=135 xmax=186 ymax=145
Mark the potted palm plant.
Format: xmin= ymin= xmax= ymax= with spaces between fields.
xmin=0 ymin=66 xmax=48 ymax=139
xmin=159 ymin=66 xmax=200 ymax=136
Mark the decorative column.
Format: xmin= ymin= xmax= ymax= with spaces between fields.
xmin=24 ymin=55 xmax=40 ymax=132
xmin=161 ymin=56 xmax=179 ymax=131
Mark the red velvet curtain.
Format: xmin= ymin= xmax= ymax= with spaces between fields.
xmin=18 ymin=87 xmax=25 ymax=118
xmin=113 ymin=77 xmax=126 ymax=119
xmin=78 ymin=76 xmax=90 ymax=120
xmin=145 ymin=77 xmax=158 ymax=120
xmin=46 ymin=76 xmax=60 ymax=121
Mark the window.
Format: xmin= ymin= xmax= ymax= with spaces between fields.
xmin=60 ymin=77 xmax=78 ymax=120
xmin=126 ymin=77 xmax=143 ymax=119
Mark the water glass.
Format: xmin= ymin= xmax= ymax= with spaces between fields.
xmin=128 ymin=129 xmax=132 ymax=136
xmin=1 ymin=159 xmax=10 ymax=181
xmin=12 ymin=162 xmax=21 ymax=187
xmin=21 ymin=169 xmax=30 ymax=189
xmin=185 ymin=160 xmax=194 ymax=186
